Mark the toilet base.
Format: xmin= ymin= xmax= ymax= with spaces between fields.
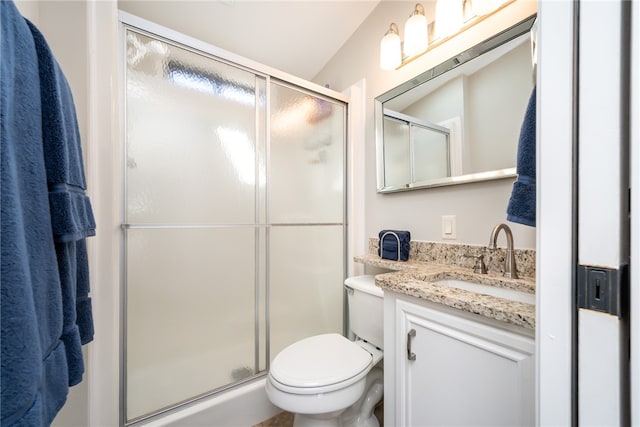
xmin=341 ymin=367 xmax=383 ymax=427
xmin=288 ymin=367 xmax=383 ymax=427
xmin=292 ymin=410 xmax=345 ymax=427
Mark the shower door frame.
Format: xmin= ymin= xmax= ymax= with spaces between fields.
xmin=118 ymin=11 xmax=350 ymax=426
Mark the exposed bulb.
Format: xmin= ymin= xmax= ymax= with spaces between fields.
xmin=403 ymin=4 xmax=429 ymax=57
xmin=435 ymin=0 xmax=464 ymax=39
xmin=380 ymin=23 xmax=402 ymax=70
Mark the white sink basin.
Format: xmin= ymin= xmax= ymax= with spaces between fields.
xmin=434 ymin=279 xmax=535 ymax=305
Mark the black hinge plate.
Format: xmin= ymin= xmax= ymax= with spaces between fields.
xmin=577 ymin=264 xmax=628 ymax=318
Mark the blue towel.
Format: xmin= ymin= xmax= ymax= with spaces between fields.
xmin=1 ymin=2 xmax=69 ymax=425
xmin=378 ymin=230 xmax=411 ymax=261
xmin=27 ymin=21 xmax=96 ymax=386
xmin=507 ymin=87 xmax=536 ymax=227
xmin=1 ymin=3 xmax=96 ymax=425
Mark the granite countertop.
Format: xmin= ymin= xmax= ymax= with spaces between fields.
xmin=355 ymin=253 xmax=536 ymax=330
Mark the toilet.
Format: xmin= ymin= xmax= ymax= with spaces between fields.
xmin=266 ymin=275 xmax=384 ymax=427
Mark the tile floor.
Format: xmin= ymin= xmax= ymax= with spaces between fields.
xmin=253 ymin=411 xmax=294 ymax=427
xmin=254 ymin=403 xmax=383 ymax=427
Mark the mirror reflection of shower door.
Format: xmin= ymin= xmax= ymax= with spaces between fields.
xmin=382 ymin=116 xmax=411 ymax=188
xmin=412 ymin=125 xmax=450 ymax=182
xmin=123 ymin=28 xmax=345 ymax=423
xmin=382 ymin=113 xmax=450 ymax=189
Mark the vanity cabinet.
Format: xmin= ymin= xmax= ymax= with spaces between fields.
xmin=384 ymin=292 xmax=535 ymax=426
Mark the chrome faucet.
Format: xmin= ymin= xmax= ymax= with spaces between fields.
xmin=488 ymin=223 xmax=519 ymax=279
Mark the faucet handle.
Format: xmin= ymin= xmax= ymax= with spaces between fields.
xmin=472 ymin=254 xmax=488 ymax=274
xmin=463 ymin=254 xmax=488 ymax=274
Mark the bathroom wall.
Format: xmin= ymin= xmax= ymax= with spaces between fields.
xmin=314 ymin=0 xmax=537 ymax=250
xmin=14 ymin=0 xmax=38 ymax=23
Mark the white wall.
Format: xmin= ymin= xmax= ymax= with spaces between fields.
xmin=14 ymin=0 xmax=39 ymax=23
xmin=314 ymin=0 xmax=537 ymax=249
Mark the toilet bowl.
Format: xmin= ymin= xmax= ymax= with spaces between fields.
xmin=265 ymin=276 xmax=384 ymax=427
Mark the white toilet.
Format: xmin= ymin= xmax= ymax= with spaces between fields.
xmin=266 ymin=275 xmax=384 ymax=427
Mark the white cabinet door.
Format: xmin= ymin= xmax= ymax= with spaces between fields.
xmin=396 ymin=299 xmax=535 ymax=426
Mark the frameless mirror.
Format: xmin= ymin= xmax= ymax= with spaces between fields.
xmin=375 ymin=15 xmax=536 ymax=193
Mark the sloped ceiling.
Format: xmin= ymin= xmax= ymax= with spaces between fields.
xmin=119 ymin=0 xmax=380 ymax=81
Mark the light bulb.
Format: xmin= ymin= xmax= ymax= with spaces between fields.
xmin=403 ymin=4 xmax=429 ymax=57
xmin=380 ymin=23 xmax=402 ymax=70
xmin=435 ymin=0 xmax=464 ymax=39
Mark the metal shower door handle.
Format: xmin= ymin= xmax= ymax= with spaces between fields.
xmin=407 ymin=328 xmax=417 ymax=360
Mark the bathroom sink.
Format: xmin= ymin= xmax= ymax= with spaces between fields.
xmin=434 ymin=279 xmax=535 ymax=305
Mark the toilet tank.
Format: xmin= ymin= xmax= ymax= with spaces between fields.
xmin=344 ymin=275 xmax=384 ymax=350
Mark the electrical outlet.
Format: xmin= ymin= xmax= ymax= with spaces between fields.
xmin=441 ymin=215 xmax=456 ymax=240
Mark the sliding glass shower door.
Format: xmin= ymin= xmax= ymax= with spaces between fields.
xmin=268 ymin=82 xmax=345 ymax=359
xmin=123 ymin=26 xmax=346 ymax=423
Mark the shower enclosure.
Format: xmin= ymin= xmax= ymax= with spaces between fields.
xmin=122 ymin=18 xmax=347 ymax=424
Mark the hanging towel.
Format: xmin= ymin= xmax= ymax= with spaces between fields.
xmin=378 ymin=230 xmax=411 ymax=261
xmin=26 ymin=20 xmax=96 ymax=385
xmin=1 ymin=2 xmax=96 ymax=425
xmin=507 ymin=87 xmax=536 ymax=227
xmin=1 ymin=2 xmax=69 ymax=425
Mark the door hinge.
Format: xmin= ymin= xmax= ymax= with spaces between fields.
xmin=577 ymin=264 xmax=628 ymax=318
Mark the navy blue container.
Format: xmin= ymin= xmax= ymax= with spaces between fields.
xmin=378 ymin=230 xmax=411 ymax=261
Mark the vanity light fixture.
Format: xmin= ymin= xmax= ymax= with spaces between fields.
xmin=434 ymin=0 xmax=464 ymax=39
xmin=403 ymin=3 xmax=429 ymax=58
xmin=379 ymin=23 xmax=402 ymax=71
xmin=379 ymin=0 xmax=516 ymax=71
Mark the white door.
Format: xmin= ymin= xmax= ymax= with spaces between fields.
xmin=538 ymin=1 xmax=635 ymax=425
xmin=577 ymin=1 xmax=631 ymax=425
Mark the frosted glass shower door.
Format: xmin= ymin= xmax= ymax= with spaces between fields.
xmin=268 ymin=82 xmax=346 ymax=359
xmin=123 ymin=25 xmax=348 ymax=424
xmin=124 ymin=29 xmax=265 ymax=422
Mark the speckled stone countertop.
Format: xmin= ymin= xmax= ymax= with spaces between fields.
xmin=355 ymin=241 xmax=536 ymax=330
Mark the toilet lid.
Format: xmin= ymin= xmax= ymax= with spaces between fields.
xmin=270 ymin=333 xmax=372 ymax=389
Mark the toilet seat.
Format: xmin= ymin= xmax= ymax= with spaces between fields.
xmin=269 ymin=333 xmax=373 ymax=395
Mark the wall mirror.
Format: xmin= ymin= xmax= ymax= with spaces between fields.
xmin=375 ymin=15 xmax=536 ymax=193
